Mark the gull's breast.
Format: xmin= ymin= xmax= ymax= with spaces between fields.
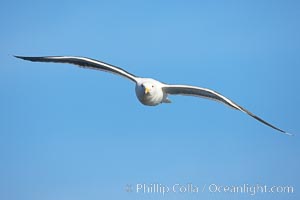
xmin=135 ymin=86 xmax=163 ymax=106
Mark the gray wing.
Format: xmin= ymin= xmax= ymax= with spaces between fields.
xmin=162 ymin=84 xmax=291 ymax=135
xmin=15 ymin=56 xmax=138 ymax=83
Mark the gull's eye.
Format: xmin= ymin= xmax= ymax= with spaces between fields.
xmin=152 ymin=85 xmax=154 ymax=88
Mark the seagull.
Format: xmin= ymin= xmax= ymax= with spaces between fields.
xmin=15 ymin=55 xmax=291 ymax=135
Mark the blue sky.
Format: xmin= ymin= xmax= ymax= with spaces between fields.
xmin=1 ymin=0 xmax=299 ymax=199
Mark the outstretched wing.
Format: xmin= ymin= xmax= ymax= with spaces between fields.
xmin=162 ymin=84 xmax=291 ymax=135
xmin=15 ymin=56 xmax=138 ymax=83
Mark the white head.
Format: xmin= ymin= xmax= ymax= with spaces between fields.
xmin=135 ymin=78 xmax=164 ymax=106
xmin=141 ymin=82 xmax=155 ymax=95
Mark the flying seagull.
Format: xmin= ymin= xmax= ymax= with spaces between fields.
xmin=15 ymin=55 xmax=291 ymax=135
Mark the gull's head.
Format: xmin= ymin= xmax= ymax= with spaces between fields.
xmin=141 ymin=82 xmax=155 ymax=95
xmin=135 ymin=78 xmax=164 ymax=106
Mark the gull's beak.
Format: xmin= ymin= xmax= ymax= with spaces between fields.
xmin=145 ymin=87 xmax=150 ymax=94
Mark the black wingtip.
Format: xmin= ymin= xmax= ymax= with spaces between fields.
xmin=14 ymin=55 xmax=43 ymax=62
xmin=271 ymin=126 xmax=294 ymax=136
xmin=14 ymin=55 xmax=27 ymax=60
xmin=268 ymin=124 xmax=293 ymax=136
xmin=272 ymin=126 xmax=293 ymax=136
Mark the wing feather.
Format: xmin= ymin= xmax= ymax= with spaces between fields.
xmin=163 ymin=84 xmax=291 ymax=135
xmin=15 ymin=56 xmax=138 ymax=82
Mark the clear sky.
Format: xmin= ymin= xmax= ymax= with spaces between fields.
xmin=1 ymin=0 xmax=299 ymax=200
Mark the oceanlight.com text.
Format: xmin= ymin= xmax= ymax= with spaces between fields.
xmin=124 ymin=183 xmax=294 ymax=196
